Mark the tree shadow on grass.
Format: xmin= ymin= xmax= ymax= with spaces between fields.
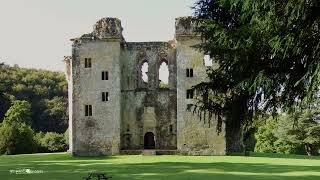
xmin=103 ymin=161 xmax=320 ymax=180
xmin=2 ymin=153 xmax=320 ymax=180
xmin=18 ymin=161 xmax=320 ymax=180
xmin=247 ymin=152 xmax=320 ymax=160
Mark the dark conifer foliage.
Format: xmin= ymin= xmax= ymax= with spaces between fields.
xmin=192 ymin=0 xmax=320 ymax=152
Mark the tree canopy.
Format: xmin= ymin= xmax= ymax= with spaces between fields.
xmin=0 ymin=63 xmax=68 ymax=133
xmin=0 ymin=100 xmax=36 ymax=155
xmin=193 ymin=0 xmax=320 ymax=152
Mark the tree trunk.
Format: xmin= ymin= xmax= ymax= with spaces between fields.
xmin=225 ymin=118 xmax=243 ymax=153
xmin=305 ymin=144 xmax=318 ymax=156
xmin=225 ymin=95 xmax=247 ymax=154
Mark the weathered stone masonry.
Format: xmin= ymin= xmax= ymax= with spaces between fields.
xmin=65 ymin=17 xmax=226 ymax=156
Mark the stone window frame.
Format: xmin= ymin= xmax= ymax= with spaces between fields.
xmin=85 ymin=105 xmax=93 ymax=116
xmin=186 ymin=68 xmax=193 ymax=77
xmin=186 ymin=89 xmax=194 ymax=99
xmin=84 ymin=58 xmax=92 ymax=68
xmin=101 ymin=71 xmax=109 ymax=80
xmin=102 ymin=92 xmax=109 ymax=102
xmin=138 ymin=59 xmax=149 ymax=88
xmin=156 ymin=58 xmax=169 ymax=88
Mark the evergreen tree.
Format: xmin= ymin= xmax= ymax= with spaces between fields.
xmin=193 ymin=0 xmax=320 ymax=152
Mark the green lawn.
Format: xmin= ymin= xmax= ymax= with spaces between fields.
xmin=1 ymin=153 xmax=320 ymax=180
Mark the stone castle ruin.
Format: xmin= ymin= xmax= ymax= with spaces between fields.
xmin=65 ymin=17 xmax=226 ymax=156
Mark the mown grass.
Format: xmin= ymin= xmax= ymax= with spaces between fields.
xmin=0 ymin=152 xmax=320 ymax=179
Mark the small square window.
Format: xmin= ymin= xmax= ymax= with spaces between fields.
xmin=85 ymin=58 xmax=92 ymax=68
xmin=85 ymin=105 xmax=93 ymax=116
xmin=102 ymin=92 xmax=109 ymax=102
xmin=186 ymin=69 xmax=193 ymax=77
xmin=102 ymin=71 xmax=109 ymax=80
xmin=186 ymin=89 xmax=194 ymax=99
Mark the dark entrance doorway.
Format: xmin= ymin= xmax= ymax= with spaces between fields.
xmin=144 ymin=132 xmax=155 ymax=149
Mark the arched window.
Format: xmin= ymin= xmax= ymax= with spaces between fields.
xmin=141 ymin=61 xmax=149 ymax=83
xmin=158 ymin=60 xmax=169 ymax=88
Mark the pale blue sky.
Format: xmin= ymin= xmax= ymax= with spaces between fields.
xmin=0 ymin=0 xmax=196 ymax=72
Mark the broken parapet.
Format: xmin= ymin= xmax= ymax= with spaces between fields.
xmin=72 ymin=17 xmax=124 ymax=42
xmin=93 ymin=18 xmax=123 ymax=40
xmin=175 ymin=16 xmax=198 ymax=38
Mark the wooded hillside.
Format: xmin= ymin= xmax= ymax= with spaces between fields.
xmin=0 ymin=63 xmax=68 ymax=133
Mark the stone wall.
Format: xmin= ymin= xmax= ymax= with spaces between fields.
xmin=175 ymin=17 xmax=226 ymax=155
xmin=69 ymin=18 xmax=122 ymax=156
xmin=120 ymin=42 xmax=177 ymax=150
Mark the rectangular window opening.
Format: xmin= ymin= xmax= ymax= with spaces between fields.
xmin=85 ymin=58 xmax=92 ymax=68
xmin=186 ymin=68 xmax=193 ymax=77
xmin=88 ymin=58 xmax=92 ymax=67
xmin=85 ymin=105 xmax=88 ymax=116
xmin=102 ymin=92 xmax=109 ymax=102
xmin=102 ymin=71 xmax=109 ymax=80
xmin=186 ymin=89 xmax=194 ymax=99
xmin=89 ymin=105 xmax=92 ymax=116
xmin=85 ymin=105 xmax=93 ymax=116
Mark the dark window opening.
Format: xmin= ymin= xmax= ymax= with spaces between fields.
xmin=187 ymin=104 xmax=193 ymax=111
xmin=169 ymin=125 xmax=173 ymax=133
xmin=144 ymin=132 xmax=155 ymax=149
xmin=102 ymin=92 xmax=109 ymax=102
xmin=186 ymin=68 xmax=193 ymax=77
xmin=102 ymin=71 xmax=109 ymax=80
xmin=186 ymin=89 xmax=194 ymax=99
xmin=85 ymin=105 xmax=92 ymax=116
xmin=85 ymin=58 xmax=92 ymax=68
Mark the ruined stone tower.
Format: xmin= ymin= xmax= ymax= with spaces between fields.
xmin=65 ymin=17 xmax=226 ymax=156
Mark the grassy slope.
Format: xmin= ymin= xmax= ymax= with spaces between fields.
xmin=0 ymin=153 xmax=320 ymax=180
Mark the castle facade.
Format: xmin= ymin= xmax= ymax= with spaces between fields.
xmin=65 ymin=17 xmax=226 ymax=156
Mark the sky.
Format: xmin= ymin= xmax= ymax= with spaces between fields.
xmin=0 ymin=0 xmax=196 ymax=72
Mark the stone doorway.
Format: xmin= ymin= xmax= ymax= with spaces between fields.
xmin=144 ymin=132 xmax=155 ymax=149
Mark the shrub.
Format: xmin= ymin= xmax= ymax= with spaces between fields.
xmin=36 ymin=132 xmax=67 ymax=152
xmin=254 ymin=119 xmax=277 ymax=153
xmin=0 ymin=122 xmax=36 ymax=155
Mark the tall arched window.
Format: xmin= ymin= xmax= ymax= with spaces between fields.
xmin=141 ymin=61 xmax=149 ymax=83
xmin=158 ymin=60 xmax=169 ymax=88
